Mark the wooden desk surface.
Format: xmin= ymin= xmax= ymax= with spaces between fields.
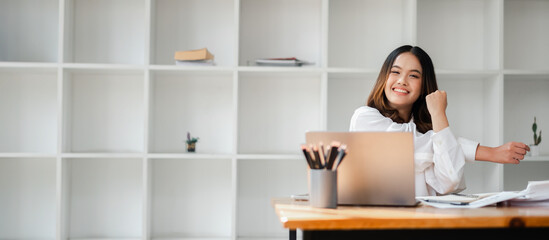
xmin=272 ymin=198 xmax=549 ymax=230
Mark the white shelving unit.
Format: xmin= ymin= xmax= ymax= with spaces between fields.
xmin=0 ymin=68 xmax=58 ymax=153
xmin=65 ymin=0 xmax=147 ymax=65
xmin=0 ymin=158 xmax=57 ymax=239
xmin=67 ymin=157 xmax=143 ymax=238
xmin=149 ymin=70 xmax=234 ymax=154
xmin=1 ymin=0 xmax=548 ymax=239
xmin=239 ymin=0 xmax=322 ymax=67
xmin=63 ymin=68 xmax=146 ymax=153
xmin=150 ymin=158 xmax=233 ymax=238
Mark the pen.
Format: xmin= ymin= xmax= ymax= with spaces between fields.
xmin=423 ymin=199 xmax=469 ymax=206
xmin=451 ymin=193 xmax=480 ymax=199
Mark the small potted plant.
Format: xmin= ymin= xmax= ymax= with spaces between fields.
xmin=531 ymin=117 xmax=542 ymax=156
xmin=186 ymin=132 xmax=199 ymax=153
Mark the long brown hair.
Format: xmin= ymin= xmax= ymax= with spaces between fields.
xmin=366 ymin=45 xmax=438 ymax=133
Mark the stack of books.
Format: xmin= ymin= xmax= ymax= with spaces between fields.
xmin=174 ymin=48 xmax=215 ymax=66
xmin=255 ymin=57 xmax=308 ymax=67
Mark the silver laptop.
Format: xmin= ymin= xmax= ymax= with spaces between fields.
xmin=306 ymin=131 xmax=417 ymax=206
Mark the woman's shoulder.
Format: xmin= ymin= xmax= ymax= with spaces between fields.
xmin=350 ymin=106 xmax=392 ymax=131
xmin=353 ymin=106 xmax=383 ymax=116
xmin=350 ymin=105 xmax=416 ymax=133
xmin=352 ymin=106 xmax=388 ymax=121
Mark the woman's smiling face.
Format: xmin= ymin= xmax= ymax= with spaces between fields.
xmin=384 ymin=52 xmax=423 ymax=114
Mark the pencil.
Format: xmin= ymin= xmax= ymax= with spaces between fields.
xmin=313 ymin=145 xmax=322 ymax=169
xmin=309 ymin=144 xmax=318 ymax=169
xmin=326 ymin=141 xmax=340 ymax=170
xmin=301 ymin=145 xmax=313 ymax=169
xmin=319 ymin=142 xmax=326 ymax=169
xmin=332 ymin=144 xmax=347 ymax=171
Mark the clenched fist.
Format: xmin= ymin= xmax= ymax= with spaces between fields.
xmin=426 ymin=90 xmax=447 ymax=117
xmin=426 ymin=90 xmax=449 ymax=132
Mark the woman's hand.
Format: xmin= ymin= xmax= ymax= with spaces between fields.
xmin=426 ymin=90 xmax=449 ymax=132
xmin=476 ymin=142 xmax=530 ymax=164
xmin=426 ymin=90 xmax=447 ymax=116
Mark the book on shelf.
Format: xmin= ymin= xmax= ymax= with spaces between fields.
xmin=255 ymin=57 xmax=311 ymax=67
xmin=174 ymin=48 xmax=215 ymax=66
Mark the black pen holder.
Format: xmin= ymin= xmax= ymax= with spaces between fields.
xmin=309 ymin=169 xmax=337 ymax=209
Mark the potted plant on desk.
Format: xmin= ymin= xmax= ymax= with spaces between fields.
xmin=186 ymin=132 xmax=199 ymax=153
xmin=531 ymin=117 xmax=542 ymax=157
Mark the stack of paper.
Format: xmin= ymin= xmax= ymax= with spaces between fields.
xmin=255 ymin=57 xmax=309 ymax=67
xmin=417 ymin=180 xmax=549 ymax=208
xmin=174 ymin=48 xmax=215 ymax=66
xmin=508 ymin=180 xmax=549 ymax=206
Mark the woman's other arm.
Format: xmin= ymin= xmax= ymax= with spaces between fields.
xmin=476 ymin=142 xmax=530 ymax=164
xmin=426 ymin=90 xmax=530 ymax=164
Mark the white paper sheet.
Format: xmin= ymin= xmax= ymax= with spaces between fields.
xmin=416 ymin=180 xmax=549 ymax=208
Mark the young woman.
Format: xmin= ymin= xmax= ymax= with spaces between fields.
xmin=349 ymin=45 xmax=530 ymax=196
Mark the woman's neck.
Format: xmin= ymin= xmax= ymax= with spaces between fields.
xmin=387 ymin=102 xmax=413 ymax=123
xmin=397 ymin=108 xmax=412 ymax=122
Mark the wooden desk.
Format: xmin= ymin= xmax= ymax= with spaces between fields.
xmin=272 ymin=198 xmax=549 ymax=239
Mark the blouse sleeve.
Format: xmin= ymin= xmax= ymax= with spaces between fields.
xmin=458 ymin=137 xmax=479 ymax=163
xmin=424 ymin=127 xmax=466 ymax=194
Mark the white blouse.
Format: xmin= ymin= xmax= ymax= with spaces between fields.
xmin=349 ymin=106 xmax=479 ymax=196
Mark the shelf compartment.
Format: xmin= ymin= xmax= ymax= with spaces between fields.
xmin=504 ymin=75 xmax=549 ymax=155
xmin=437 ymin=74 xmax=502 ymax=144
xmin=151 ymin=0 xmax=235 ymax=66
xmin=327 ymin=72 xmax=378 ymax=131
xmin=0 ymin=157 xmax=56 ymax=239
xmin=0 ymin=69 xmax=58 ymax=153
xmin=66 ymin=157 xmax=143 ymax=238
xmin=438 ymin=74 xmax=502 ymax=193
xmin=239 ymin=0 xmax=321 ymax=67
xmin=237 ymin=159 xmax=307 ymax=238
xmin=417 ymin=0 xmax=500 ymax=70
xmin=0 ymin=0 xmax=58 ymax=62
xmin=237 ymin=72 xmax=322 ymax=154
xmin=150 ymin=158 xmax=232 ymax=238
xmin=149 ymin=71 xmax=234 ymax=154
xmin=328 ymin=0 xmax=414 ymax=69
xmin=504 ymin=0 xmax=549 ymax=71
xmin=63 ymin=69 xmax=145 ymax=153
xmin=64 ymin=0 xmax=146 ymax=64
